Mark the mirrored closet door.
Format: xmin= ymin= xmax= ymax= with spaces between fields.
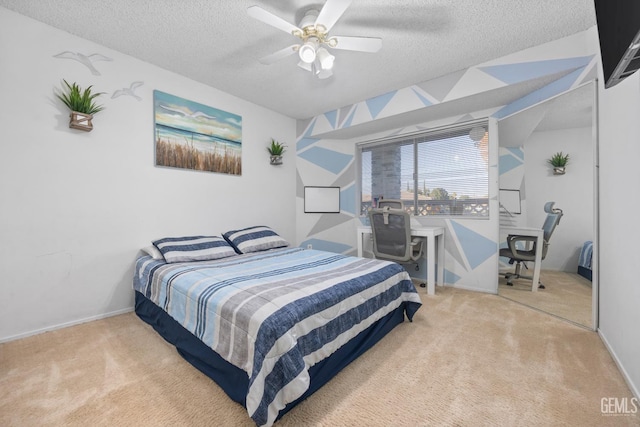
xmin=497 ymin=81 xmax=598 ymax=330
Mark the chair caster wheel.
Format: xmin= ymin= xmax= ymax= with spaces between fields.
xmin=420 ymin=283 xmax=426 ymax=288
xmin=507 ymin=283 xmax=513 ymax=286
xmin=538 ymin=284 xmax=545 ymax=289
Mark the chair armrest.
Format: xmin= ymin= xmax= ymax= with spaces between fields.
xmin=410 ymin=237 xmax=424 ymax=245
xmin=506 ymin=234 xmax=537 ymax=255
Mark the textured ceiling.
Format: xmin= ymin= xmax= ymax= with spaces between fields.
xmin=0 ymin=0 xmax=596 ymax=120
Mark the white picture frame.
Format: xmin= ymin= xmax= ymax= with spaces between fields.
xmin=304 ymin=186 xmax=340 ymax=213
xmin=499 ymin=189 xmax=521 ymax=214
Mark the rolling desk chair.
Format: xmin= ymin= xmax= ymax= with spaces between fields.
xmin=368 ymin=206 xmax=426 ymax=287
xmin=499 ymin=201 xmax=563 ymax=289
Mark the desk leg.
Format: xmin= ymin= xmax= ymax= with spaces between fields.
xmin=427 ymin=236 xmax=435 ymax=295
xmin=437 ymin=234 xmax=444 ymax=287
xmin=357 ymin=231 xmax=364 ymax=258
xmin=531 ymin=238 xmax=542 ymax=292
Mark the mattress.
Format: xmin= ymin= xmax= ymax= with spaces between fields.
xmin=133 ymin=247 xmax=422 ymax=426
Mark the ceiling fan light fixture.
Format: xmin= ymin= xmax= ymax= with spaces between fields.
xmin=317 ymin=68 xmax=333 ymax=80
xmin=316 ymin=47 xmax=335 ymax=70
xmin=299 ymin=9 xmax=319 ymax=30
xmin=297 ymin=60 xmax=312 ymax=71
xmin=299 ymin=38 xmax=318 ymax=63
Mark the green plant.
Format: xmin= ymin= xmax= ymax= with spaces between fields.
xmin=267 ymin=139 xmax=286 ymax=156
xmin=56 ymin=79 xmax=105 ymax=115
xmin=547 ymin=151 xmax=570 ymax=167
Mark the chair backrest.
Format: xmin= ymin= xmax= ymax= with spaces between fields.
xmin=541 ymin=201 xmax=563 ymax=242
xmin=539 ymin=201 xmax=563 ymax=259
xmin=368 ymin=207 xmax=412 ymax=262
xmin=377 ymin=199 xmax=404 ymax=210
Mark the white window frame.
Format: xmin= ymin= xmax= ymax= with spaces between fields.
xmin=357 ymin=119 xmax=490 ymax=218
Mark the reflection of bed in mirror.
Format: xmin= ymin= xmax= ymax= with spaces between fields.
xmin=578 ymin=240 xmax=593 ymax=281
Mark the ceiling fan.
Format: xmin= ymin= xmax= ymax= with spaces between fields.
xmin=247 ymin=0 xmax=382 ymax=79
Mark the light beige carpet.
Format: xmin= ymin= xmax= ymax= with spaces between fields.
xmin=499 ymin=270 xmax=593 ymax=329
xmin=1 ymin=287 xmax=638 ymax=427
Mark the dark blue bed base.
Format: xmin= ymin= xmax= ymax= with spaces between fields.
xmin=577 ymin=266 xmax=593 ymax=281
xmin=134 ymin=291 xmax=406 ymax=422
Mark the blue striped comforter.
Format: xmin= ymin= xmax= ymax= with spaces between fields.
xmin=133 ymin=247 xmax=422 ymax=426
xmin=578 ymin=240 xmax=593 ymax=269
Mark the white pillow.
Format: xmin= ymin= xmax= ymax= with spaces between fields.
xmin=142 ymin=245 xmax=164 ymax=260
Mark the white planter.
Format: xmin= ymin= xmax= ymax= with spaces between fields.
xmin=553 ymin=166 xmax=566 ymax=175
xmin=270 ymin=155 xmax=283 ymax=165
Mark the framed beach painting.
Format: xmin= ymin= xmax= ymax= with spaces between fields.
xmin=153 ymin=90 xmax=242 ymax=175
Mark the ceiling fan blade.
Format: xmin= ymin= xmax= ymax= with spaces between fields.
xmin=330 ymin=36 xmax=382 ymax=53
xmin=247 ymin=6 xmax=301 ymax=36
xmin=315 ymin=0 xmax=352 ymax=32
xmin=259 ymin=44 xmax=299 ymax=65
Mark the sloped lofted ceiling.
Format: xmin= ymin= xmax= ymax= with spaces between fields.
xmin=498 ymin=82 xmax=595 ymax=148
xmin=0 ymin=0 xmax=596 ymax=120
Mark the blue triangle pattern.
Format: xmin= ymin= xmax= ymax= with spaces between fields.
xmin=444 ymin=269 xmax=461 ymax=284
xmin=340 ymin=184 xmax=355 ymax=215
xmin=342 ymin=105 xmax=357 ymax=129
xmin=297 ymin=137 xmax=319 ymax=151
xmin=365 ymin=91 xmax=397 ymax=119
xmin=324 ymin=110 xmax=338 ymax=129
xmin=492 ymin=67 xmax=585 ymax=119
xmin=499 ymin=154 xmax=523 ymax=175
xmin=298 ymin=147 xmax=352 ymax=174
xmin=297 ymin=118 xmax=319 ymax=151
xmin=450 ymin=221 xmax=497 ymax=269
xmin=479 ymin=56 xmax=593 ymax=84
xmin=507 ymin=147 xmax=524 ymax=161
xmin=411 ymin=88 xmax=434 ymax=107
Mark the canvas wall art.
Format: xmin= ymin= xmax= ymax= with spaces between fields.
xmin=154 ymin=90 xmax=242 ymax=175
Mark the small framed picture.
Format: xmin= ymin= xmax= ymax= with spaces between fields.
xmin=304 ymin=186 xmax=340 ymax=213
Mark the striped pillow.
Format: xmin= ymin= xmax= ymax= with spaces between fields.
xmin=152 ymin=236 xmax=237 ymax=263
xmin=222 ymin=226 xmax=289 ymax=254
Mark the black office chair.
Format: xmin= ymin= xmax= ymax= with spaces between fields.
xmin=499 ymin=201 xmax=563 ymax=289
xmin=368 ymin=206 xmax=426 ymax=287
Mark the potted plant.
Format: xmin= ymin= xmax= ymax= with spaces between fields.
xmin=55 ymin=79 xmax=105 ymax=132
xmin=267 ymin=139 xmax=286 ymax=165
xmin=548 ymin=151 xmax=570 ymax=175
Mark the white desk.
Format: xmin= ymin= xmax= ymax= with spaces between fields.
xmin=357 ymin=225 xmax=445 ymax=295
xmin=500 ymin=226 xmax=544 ymax=292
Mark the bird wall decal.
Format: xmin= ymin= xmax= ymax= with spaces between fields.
xmin=53 ymin=51 xmax=113 ymax=75
xmin=112 ymin=81 xmax=144 ymax=101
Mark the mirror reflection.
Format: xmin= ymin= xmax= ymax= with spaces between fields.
xmin=497 ymin=82 xmax=596 ymax=329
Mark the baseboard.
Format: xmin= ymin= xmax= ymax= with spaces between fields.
xmin=0 ymin=306 xmax=134 ymax=344
xmin=598 ymin=329 xmax=640 ymax=400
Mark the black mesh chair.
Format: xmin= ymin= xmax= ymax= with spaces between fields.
xmin=368 ymin=206 xmax=425 ymax=264
xmin=499 ymin=201 xmax=563 ymax=289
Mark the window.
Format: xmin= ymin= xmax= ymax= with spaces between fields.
xmin=360 ymin=120 xmax=489 ymax=217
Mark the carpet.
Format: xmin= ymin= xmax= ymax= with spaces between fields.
xmin=499 ymin=270 xmax=593 ymax=329
xmin=1 ymin=287 xmax=637 ymax=426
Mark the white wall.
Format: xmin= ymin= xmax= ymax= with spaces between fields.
xmin=524 ymin=127 xmax=594 ymax=271
xmin=598 ymin=72 xmax=640 ymax=398
xmin=0 ymin=8 xmax=296 ymax=341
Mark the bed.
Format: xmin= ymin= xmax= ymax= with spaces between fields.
xmin=132 ymin=228 xmax=422 ymax=426
xmin=578 ymin=240 xmax=593 ymax=281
